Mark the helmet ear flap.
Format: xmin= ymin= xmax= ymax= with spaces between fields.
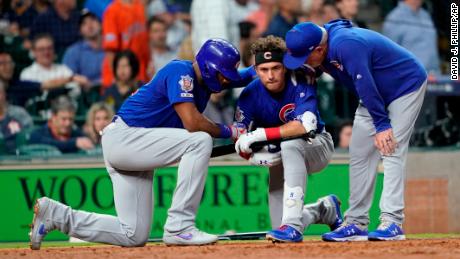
xmin=202 ymin=62 xmax=211 ymax=78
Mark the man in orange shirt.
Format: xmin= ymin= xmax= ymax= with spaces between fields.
xmin=101 ymin=0 xmax=149 ymax=91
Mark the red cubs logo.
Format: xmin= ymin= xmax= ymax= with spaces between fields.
xmin=279 ymin=103 xmax=295 ymax=123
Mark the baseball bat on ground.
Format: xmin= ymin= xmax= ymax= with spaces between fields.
xmin=147 ymin=231 xmax=267 ymax=242
xmin=210 ymin=130 xmax=316 ymax=158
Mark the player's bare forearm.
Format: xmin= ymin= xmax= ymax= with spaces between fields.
xmin=193 ymin=116 xmax=222 ymax=137
xmin=174 ymin=102 xmax=222 ymax=137
xmin=279 ymin=121 xmax=306 ymax=139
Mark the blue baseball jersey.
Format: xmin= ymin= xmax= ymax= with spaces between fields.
xmin=322 ymin=19 xmax=427 ymax=133
xmin=117 ymin=60 xmax=210 ymax=128
xmin=235 ymin=72 xmax=324 ymax=133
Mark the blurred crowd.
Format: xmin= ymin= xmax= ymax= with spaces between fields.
xmin=0 ymin=0 xmax=455 ymax=156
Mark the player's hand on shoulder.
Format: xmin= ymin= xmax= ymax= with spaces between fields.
xmin=249 ymin=144 xmax=281 ymax=167
xmin=76 ymin=137 xmax=95 ymax=150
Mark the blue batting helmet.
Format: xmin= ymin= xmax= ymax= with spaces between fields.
xmin=196 ymin=38 xmax=241 ymax=93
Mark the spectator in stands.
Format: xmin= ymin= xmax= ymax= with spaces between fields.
xmin=190 ymin=0 xmax=239 ymax=55
xmin=101 ymin=0 xmax=149 ymax=90
xmin=203 ymin=90 xmax=235 ymax=126
xmin=84 ymin=0 xmax=112 ymax=20
xmin=230 ymin=0 xmax=259 ymax=31
xmin=335 ymin=0 xmax=367 ymax=28
xmin=336 ymin=121 xmax=353 ymax=152
xmin=0 ymin=81 xmax=34 ymax=154
xmin=103 ymin=51 xmax=140 ymax=111
xmin=177 ymin=19 xmax=194 ymax=61
xmin=241 ymin=40 xmax=255 ymax=68
xmin=383 ymin=0 xmax=441 ymax=75
xmin=83 ymin=102 xmax=114 ymax=145
xmin=147 ymin=0 xmax=189 ymax=51
xmin=245 ymin=0 xmax=276 ymax=37
xmin=263 ymin=0 xmax=301 ymax=38
xmin=322 ymin=0 xmax=340 ymax=23
xmin=20 ymin=34 xmax=91 ymax=96
xmin=299 ymin=0 xmax=324 ymax=24
xmin=9 ymin=0 xmax=50 ymax=38
xmin=0 ymin=9 xmax=34 ymax=75
xmin=1 ymin=1 xmax=27 ymax=35
xmin=63 ymin=10 xmax=105 ymax=86
xmin=29 ymin=95 xmax=94 ymax=153
xmin=146 ymin=17 xmax=177 ymax=79
xmin=230 ymin=0 xmax=259 ymax=52
xmin=0 ymin=51 xmax=74 ymax=106
xmin=30 ymin=0 xmax=80 ymax=58
xmin=239 ymin=21 xmax=257 ymax=56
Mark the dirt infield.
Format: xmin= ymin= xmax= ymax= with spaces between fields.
xmin=2 ymin=239 xmax=460 ymax=259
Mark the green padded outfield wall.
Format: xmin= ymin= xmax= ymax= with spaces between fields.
xmin=0 ymin=165 xmax=383 ymax=242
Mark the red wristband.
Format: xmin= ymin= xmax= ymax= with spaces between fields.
xmin=264 ymin=127 xmax=281 ymax=141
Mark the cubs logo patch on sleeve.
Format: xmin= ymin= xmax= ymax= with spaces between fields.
xmin=235 ymin=106 xmax=245 ymax=123
xmin=179 ymin=75 xmax=194 ymax=98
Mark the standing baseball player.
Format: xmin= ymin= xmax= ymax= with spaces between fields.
xmin=234 ymin=36 xmax=342 ymax=243
xmin=283 ymin=20 xmax=427 ymax=241
xmin=29 ymin=38 xmax=250 ymax=249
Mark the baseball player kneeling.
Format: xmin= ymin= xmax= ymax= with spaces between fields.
xmin=29 ymin=39 xmax=252 ymax=249
xmin=234 ymin=36 xmax=343 ymax=243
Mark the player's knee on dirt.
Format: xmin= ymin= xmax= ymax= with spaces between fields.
xmin=122 ymin=230 xmax=150 ymax=247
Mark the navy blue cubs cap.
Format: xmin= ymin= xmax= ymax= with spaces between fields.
xmin=283 ymin=22 xmax=326 ymax=70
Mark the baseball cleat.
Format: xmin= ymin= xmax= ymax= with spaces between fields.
xmin=319 ymin=194 xmax=344 ymax=231
xmin=322 ymin=223 xmax=368 ymax=242
xmin=29 ymin=197 xmax=54 ymax=250
xmin=368 ymin=222 xmax=406 ymax=241
xmin=266 ymin=225 xmax=303 ymax=243
xmin=163 ymin=228 xmax=218 ymax=246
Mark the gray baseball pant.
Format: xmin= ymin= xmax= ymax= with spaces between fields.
xmin=345 ymin=81 xmax=427 ymax=227
xmin=44 ymin=117 xmax=213 ymax=246
xmin=268 ymin=132 xmax=334 ymax=232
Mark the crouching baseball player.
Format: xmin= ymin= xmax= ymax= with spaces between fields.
xmin=29 ymin=39 xmax=251 ymax=249
xmin=234 ymin=36 xmax=343 ymax=243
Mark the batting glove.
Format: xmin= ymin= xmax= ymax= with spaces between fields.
xmin=235 ymin=128 xmax=267 ymax=154
xmin=230 ymin=124 xmax=247 ymax=141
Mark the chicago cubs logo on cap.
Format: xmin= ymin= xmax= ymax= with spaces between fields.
xmin=279 ymin=103 xmax=295 ymax=123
